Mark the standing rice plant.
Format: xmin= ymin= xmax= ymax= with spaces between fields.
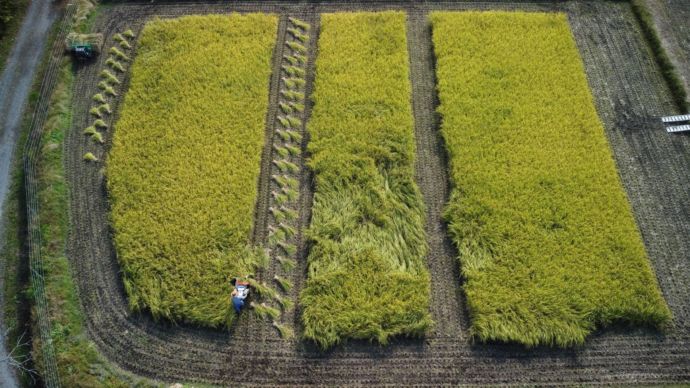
xmin=113 ymin=33 xmax=125 ymax=43
xmin=123 ymin=29 xmax=135 ymax=39
xmin=89 ymin=107 xmax=102 ymax=118
xmin=119 ymin=39 xmax=132 ymax=50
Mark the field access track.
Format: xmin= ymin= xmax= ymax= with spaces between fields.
xmin=60 ymin=1 xmax=690 ymax=385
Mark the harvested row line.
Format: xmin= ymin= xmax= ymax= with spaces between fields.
xmin=431 ymin=11 xmax=671 ymax=347
xmin=301 ymin=11 xmax=432 ymax=349
xmin=106 ymin=14 xmax=278 ymax=328
xmin=258 ymin=15 xmax=315 ymax=339
xmin=81 ymin=29 xmax=135 ymax=161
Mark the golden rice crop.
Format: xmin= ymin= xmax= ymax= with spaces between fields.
xmin=300 ymin=11 xmax=432 ymax=349
xmin=107 ymin=14 xmax=277 ymax=327
xmin=431 ymin=11 xmax=671 ymax=347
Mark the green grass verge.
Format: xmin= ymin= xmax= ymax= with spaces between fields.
xmin=431 ymin=11 xmax=671 ymax=347
xmin=108 ymin=14 xmax=277 ymax=328
xmin=301 ymin=11 xmax=432 ymax=349
xmin=32 ymin=56 xmax=148 ymax=387
xmin=630 ymin=0 xmax=689 ymax=113
xmin=0 ymin=0 xmax=29 ymax=70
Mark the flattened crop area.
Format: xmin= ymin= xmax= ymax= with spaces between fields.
xmin=301 ymin=11 xmax=432 ymax=348
xmin=62 ymin=1 xmax=690 ymax=385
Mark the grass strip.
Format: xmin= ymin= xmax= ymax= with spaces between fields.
xmin=108 ymin=14 xmax=277 ymax=327
xmin=630 ymin=0 xmax=688 ymax=113
xmin=301 ymin=11 xmax=432 ymax=349
xmin=431 ymin=11 xmax=671 ymax=347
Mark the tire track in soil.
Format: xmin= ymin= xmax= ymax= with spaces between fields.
xmin=55 ymin=2 xmax=690 ymax=385
xmin=406 ymin=9 xmax=467 ymax=339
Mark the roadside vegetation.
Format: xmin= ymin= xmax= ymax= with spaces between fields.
xmin=630 ymin=0 xmax=688 ymax=112
xmin=431 ymin=11 xmax=671 ymax=347
xmin=107 ymin=14 xmax=277 ymax=327
xmin=0 ymin=0 xmax=29 ymax=68
xmin=301 ymin=11 xmax=432 ymax=349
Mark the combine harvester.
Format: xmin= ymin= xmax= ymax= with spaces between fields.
xmin=661 ymin=114 xmax=690 ymax=133
xmin=64 ymin=31 xmax=103 ymax=60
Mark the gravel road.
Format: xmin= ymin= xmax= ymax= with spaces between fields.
xmin=0 ymin=0 xmax=58 ymax=386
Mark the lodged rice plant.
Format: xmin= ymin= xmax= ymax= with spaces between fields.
xmin=300 ymin=12 xmax=432 ymax=349
xmin=107 ymin=14 xmax=278 ymax=328
xmin=431 ymin=11 xmax=671 ymax=347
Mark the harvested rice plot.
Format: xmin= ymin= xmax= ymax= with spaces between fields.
xmin=301 ymin=11 xmax=432 ymax=348
xmin=431 ymin=11 xmax=671 ymax=347
xmin=107 ymin=14 xmax=277 ymax=328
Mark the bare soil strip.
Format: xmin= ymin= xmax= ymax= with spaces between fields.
xmin=644 ymin=0 xmax=690 ymax=108
xmin=56 ymin=1 xmax=690 ymax=385
xmin=406 ymin=9 xmax=467 ymax=339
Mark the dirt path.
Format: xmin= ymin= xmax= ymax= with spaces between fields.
xmin=0 ymin=0 xmax=58 ymax=386
xmin=407 ymin=9 xmax=467 ymax=339
xmin=57 ymin=1 xmax=690 ymax=385
xmin=644 ymin=0 xmax=690 ymax=109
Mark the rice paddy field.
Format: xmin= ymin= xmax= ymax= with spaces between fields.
xmin=106 ymin=14 xmax=277 ymax=327
xmin=301 ymin=11 xmax=432 ymax=348
xmin=431 ymin=11 xmax=671 ymax=347
xmin=20 ymin=0 xmax=690 ymax=385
